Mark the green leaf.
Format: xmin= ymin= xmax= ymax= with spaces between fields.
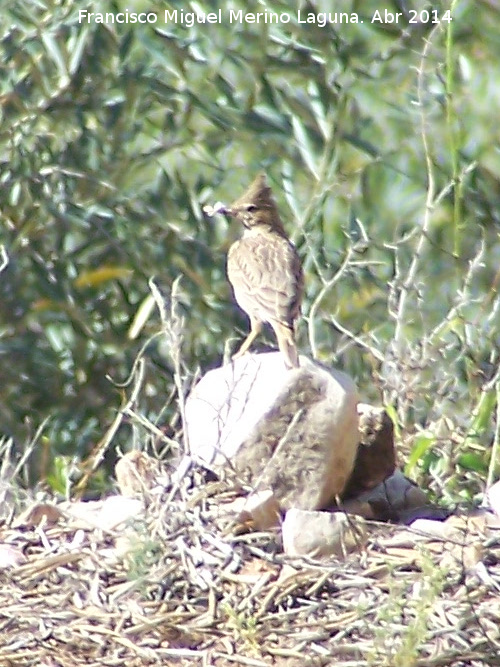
xmin=41 ymin=32 xmax=68 ymax=84
xmin=74 ymin=266 xmax=133 ymax=288
xmin=471 ymin=388 xmax=497 ymax=435
xmin=457 ymin=452 xmax=488 ymax=474
xmin=405 ymin=431 xmax=436 ymax=475
xmin=69 ymin=25 xmax=90 ymax=75
xmin=292 ymin=116 xmax=319 ymax=179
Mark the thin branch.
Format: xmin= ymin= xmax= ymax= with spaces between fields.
xmin=0 ymin=245 xmax=8 ymax=274
xmin=393 ymin=24 xmax=444 ymax=351
xmin=307 ymin=245 xmax=355 ymax=360
xmin=150 ymin=276 xmax=191 ymax=456
xmin=329 ymin=315 xmax=385 ymax=362
xmin=76 ymin=359 xmax=146 ymax=495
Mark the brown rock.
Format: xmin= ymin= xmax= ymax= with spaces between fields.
xmin=341 ymin=403 xmax=396 ymax=500
xmin=341 ymin=470 xmax=433 ymax=523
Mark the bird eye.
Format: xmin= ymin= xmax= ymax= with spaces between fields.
xmin=246 ymin=205 xmax=257 ymax=212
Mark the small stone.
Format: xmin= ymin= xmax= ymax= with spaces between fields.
xmin=0 ymin=544 xmax=27 ymax=568
xmin=486 ymin=479 xmax=500 ymax=518
xmin=14 ymin=502 xmax=64 ymax=528
xmin=60 ymin=496 xmax=144 ymax=531
xmin=282 ymin=508 xmax=366 ymax=558
xmin=115 ymin=450 xmax=165 ymax=496
xmin=238 ymin=490 xmax=281 ymax=530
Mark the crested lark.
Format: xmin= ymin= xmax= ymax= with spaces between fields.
xmin=223 ymin=173 xmax=303 ymax=368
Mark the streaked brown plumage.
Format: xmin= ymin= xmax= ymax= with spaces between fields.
xmin=224 ymin=173 xmax=303 ymax=368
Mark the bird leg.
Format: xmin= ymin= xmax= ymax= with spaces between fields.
xmin=232 ymin=318 xmax=262 ymax=360
xmin=271 ymin=321 xmax=300 ymax=369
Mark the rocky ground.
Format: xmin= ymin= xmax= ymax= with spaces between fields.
xmin=1 ymin=466 xmax=499 ymax=667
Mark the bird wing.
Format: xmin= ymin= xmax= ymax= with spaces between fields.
xmin=227 ymin=233 xmax=303 ymax=327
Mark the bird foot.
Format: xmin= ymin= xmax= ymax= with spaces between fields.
xmin=231 ymin=349 xmax=249 ymax=361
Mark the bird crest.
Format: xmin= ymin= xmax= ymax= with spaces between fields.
xmin=232 ymin=173 xmax=272 ymax=207
xmin=227 ymin=173 xmax=285 ymax=233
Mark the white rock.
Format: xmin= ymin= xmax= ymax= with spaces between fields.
xmin=186 ymin=352 xmax=291 ymax=464
xmin=0 ymin=544 xmax=27 ymax=569
xmin=407 ymin=518 xmax=457 ymax=539
xmin=61 ymin=496 xmax=144 ymax=532
xmin=282 ymin=508 xmax=365 ymax=558
xmin=486 ymin=479 xmax=500 ymax=518
xmin=185 ymin=352 xmax=359 ymax=510
xmin=238 ymin=490 xmax=281 ymax=530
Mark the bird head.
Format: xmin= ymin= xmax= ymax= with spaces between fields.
xmin=223 ymin=173 xmax=286 ymax=234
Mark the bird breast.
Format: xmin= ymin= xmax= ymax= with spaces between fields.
xmin=227 ymin=229 xmax=303 ymax=327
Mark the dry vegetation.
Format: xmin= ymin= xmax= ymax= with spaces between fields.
xmin=1 ymin=454 xmax=499 ymax=667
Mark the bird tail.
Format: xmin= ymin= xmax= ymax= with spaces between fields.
xmin=273 ymin=322 xmax=300 ymax=369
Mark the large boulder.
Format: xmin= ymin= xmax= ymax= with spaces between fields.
xmin=185 ymin=352 xmax=359 ymax=510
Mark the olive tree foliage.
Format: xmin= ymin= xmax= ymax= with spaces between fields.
xmin=0 ymin=0 xmax=499 ymax=493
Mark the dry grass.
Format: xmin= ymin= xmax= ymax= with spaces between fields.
xmin=1 ymin=464 xmax=499 ymax=667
